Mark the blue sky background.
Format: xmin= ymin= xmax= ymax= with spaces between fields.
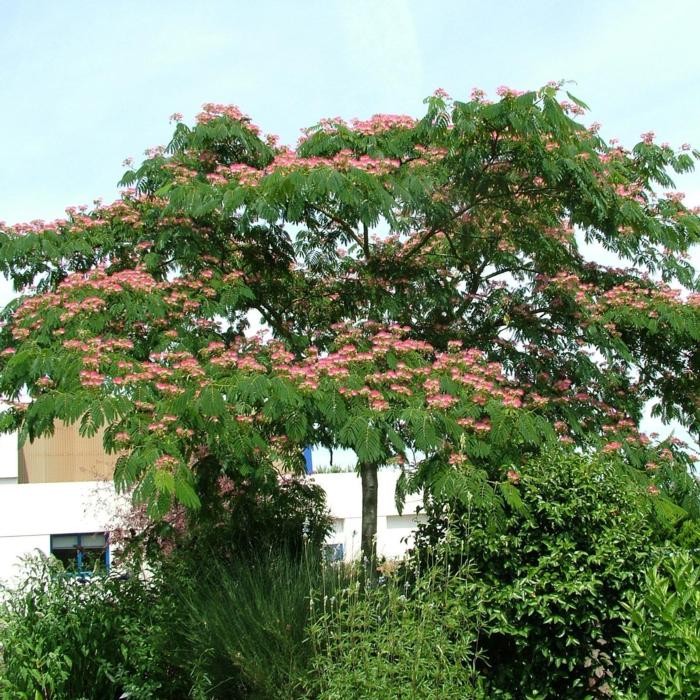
xmin=1 ymin=0 xmax=699 ymax=460
xmin=2 ymin=0 xmax=699 ymax=225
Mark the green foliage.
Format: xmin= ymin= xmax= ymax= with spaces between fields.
xmin=176 ymin=550 xmax=350 ymax=699
xmin=150 ymin=477 xmax=335 ymax=698
xmin=411 ymin=448 xmax=689 ymax=698
xmin=0 ymin=84 xmax=698 ymax=525
xmin=305 ymin=563 xmax=489 ymax=699
xmin=3 ymin=449 xmax=700 ymax=699
xmin=191 ymin=474 xmax=330 ymax=562
xmin=1 ymin=475 xmax=332 ymax=700
xmin=615 ymin=552 xmax=700 ymax=699
xmin=0 ymin=556 xmax=189 ymax=700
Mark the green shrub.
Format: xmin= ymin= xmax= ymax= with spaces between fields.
xmin=0 ymin=555 xmax=190 ymax=700
xmin=305 ymin=562 xmax=489 ymax=699
xmin=410 ymin=448 xmax=684 ymax=698
xmin=137 ymin=473 xmax=334 ymax=698
xmin=614 ymin=551 xmax=700 ymax=699
xmin=124 ymin=473 xmax=332 ymax=570
xmin=96 ymin=472 xmax=333 ymax=699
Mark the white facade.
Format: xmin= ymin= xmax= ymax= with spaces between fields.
xmin=0 ymin=481 xmax=129 ymax=585
xmin=314 ymin=471 xmax=425 ymax=560
xmin=0 ymin=467 xmax=423 ymax=585
xmin=0 ymin=432 xmax=18 ymax=485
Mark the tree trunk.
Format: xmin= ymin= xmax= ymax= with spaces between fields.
xmin=360 ymin=461 xmax=378 ymax=567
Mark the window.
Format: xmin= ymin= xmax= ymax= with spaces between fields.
xmin=323 ymin=543 xmax=344 ymax=562
xmin=50 ymin=532 xmax=109 ymax=573
xmin=323 ymin=519 xmax=345 ymax=562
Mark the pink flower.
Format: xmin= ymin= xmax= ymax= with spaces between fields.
xmin=155 ymin=455 xmax=178 ymax=469
xmin=602 ymin=441 xmax=623 ymax=453
xmin=426 ymin=393 xmax=458 ymax=409
xmin=496 ymin=85 xmax=525 ymax=98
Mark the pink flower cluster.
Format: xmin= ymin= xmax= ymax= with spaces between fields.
xmin=207 ymin=147 xmax=402 ymax=188
xmin=349 ymin=114 xmax=417 ymax=135
xmin=195 ymin=103 xmax=261 ymax=135
xmin=155 ymin=455 xmax=179 ymax=470
xmin=300 ymin=113 xmax=416 ymax=140
xmin=496 ymin=85 xmax=526 ymax=98
xmin=559 ymin=100 xmax=586 ymax=116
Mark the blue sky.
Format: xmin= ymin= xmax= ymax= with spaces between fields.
xmin=1 ymin=0 xmax=699 ymax=458
xmin=2 ymin=0 xmax=699 ymax=226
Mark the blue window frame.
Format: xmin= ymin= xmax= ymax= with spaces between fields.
xmin=303 ymin=446 xmax=313 ymax=474
xmin=323 ymin=542 xmax=344 ymax=562
xmin=50 ymin=532 xmax=109 ymax=573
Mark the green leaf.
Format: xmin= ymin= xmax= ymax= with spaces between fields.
xmin=238 ymin=374 xmax=269 ymax=403
xmin=154 ymin=469 xmax=175 ymax=494
xmin=386 ymin=426 xmax=406 ymax=453
xmin=339 ymin=416 xmax=384 ymax=463
xmin=499 ymin=481 xmax=529 ymax=516
xmin=285 ymin=411 xmax=308 ymax=441
xmin=318 ymin=390 xmax=347 ymax=427
xmin=198 ymin=385 xmax=226 ymax=416
xmin=174 ymin=475 xmax=201 ymax=508
xmin=565 ymin=91 xmax=590 ymax=111
xmin=402 ymin=408 xmax=438 ymax=451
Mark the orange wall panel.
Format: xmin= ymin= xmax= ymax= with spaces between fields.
xmin=19 ymin=422 xmax=118 ymax=483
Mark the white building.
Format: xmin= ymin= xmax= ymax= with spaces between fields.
xmin=0 ymin=432 xmax=18 ymax=486
xmin=0 ymin=428 xmax=423 ymax=585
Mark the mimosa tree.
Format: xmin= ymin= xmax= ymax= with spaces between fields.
xmin=1 ymin=83 xmax=699 ymax=559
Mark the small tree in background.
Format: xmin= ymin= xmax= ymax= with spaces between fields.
xmin=1 ymin=83 xmax=699 ymax=560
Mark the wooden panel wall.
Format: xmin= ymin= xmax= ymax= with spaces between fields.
xmin=19 ymin=422 xmax=118 ymax=483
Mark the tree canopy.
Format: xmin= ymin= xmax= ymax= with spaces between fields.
xmin=1 ymin=83 xmax=699 ymax=556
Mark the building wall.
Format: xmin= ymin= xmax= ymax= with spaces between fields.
xmin=313 ymin=471 xmax=424 ymax=559
xmin=0 ymin=431 xmax=18 ymax=484
xmin=19 ymin=422 xmax=118 ymax=483
xmin=0 ymin=471 xmax=424 ymax=584
xmin=0 ymin=481 xmax=127 ymax=585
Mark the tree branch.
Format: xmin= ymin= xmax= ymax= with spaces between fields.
xmin=312 ymin=205 xmax=365 ymax=252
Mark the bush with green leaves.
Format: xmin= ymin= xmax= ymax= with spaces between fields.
xmin=105 ymin=472 xmax=332 ymax=699
xmin=304 ymin=562 xmax=489 ymax=699
xmin=0 ymin=555 xmax=191 ymax=700
xmin=614 ymin=551 xmax=700 ymax=699
xmin=410 ymin=447 xmax=692 ymax=698
xmin=120 ymin=470 xmax=332 ymax=570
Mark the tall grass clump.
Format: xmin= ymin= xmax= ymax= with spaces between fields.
xmin=175 ymin=549 xmax=351 ymax=699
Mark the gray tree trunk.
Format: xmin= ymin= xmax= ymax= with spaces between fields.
xmin=360 ymin=461 xmax=378 ymax=567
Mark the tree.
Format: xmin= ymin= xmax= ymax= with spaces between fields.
xmin=1 ymin=84 xmax=699 ymax=561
